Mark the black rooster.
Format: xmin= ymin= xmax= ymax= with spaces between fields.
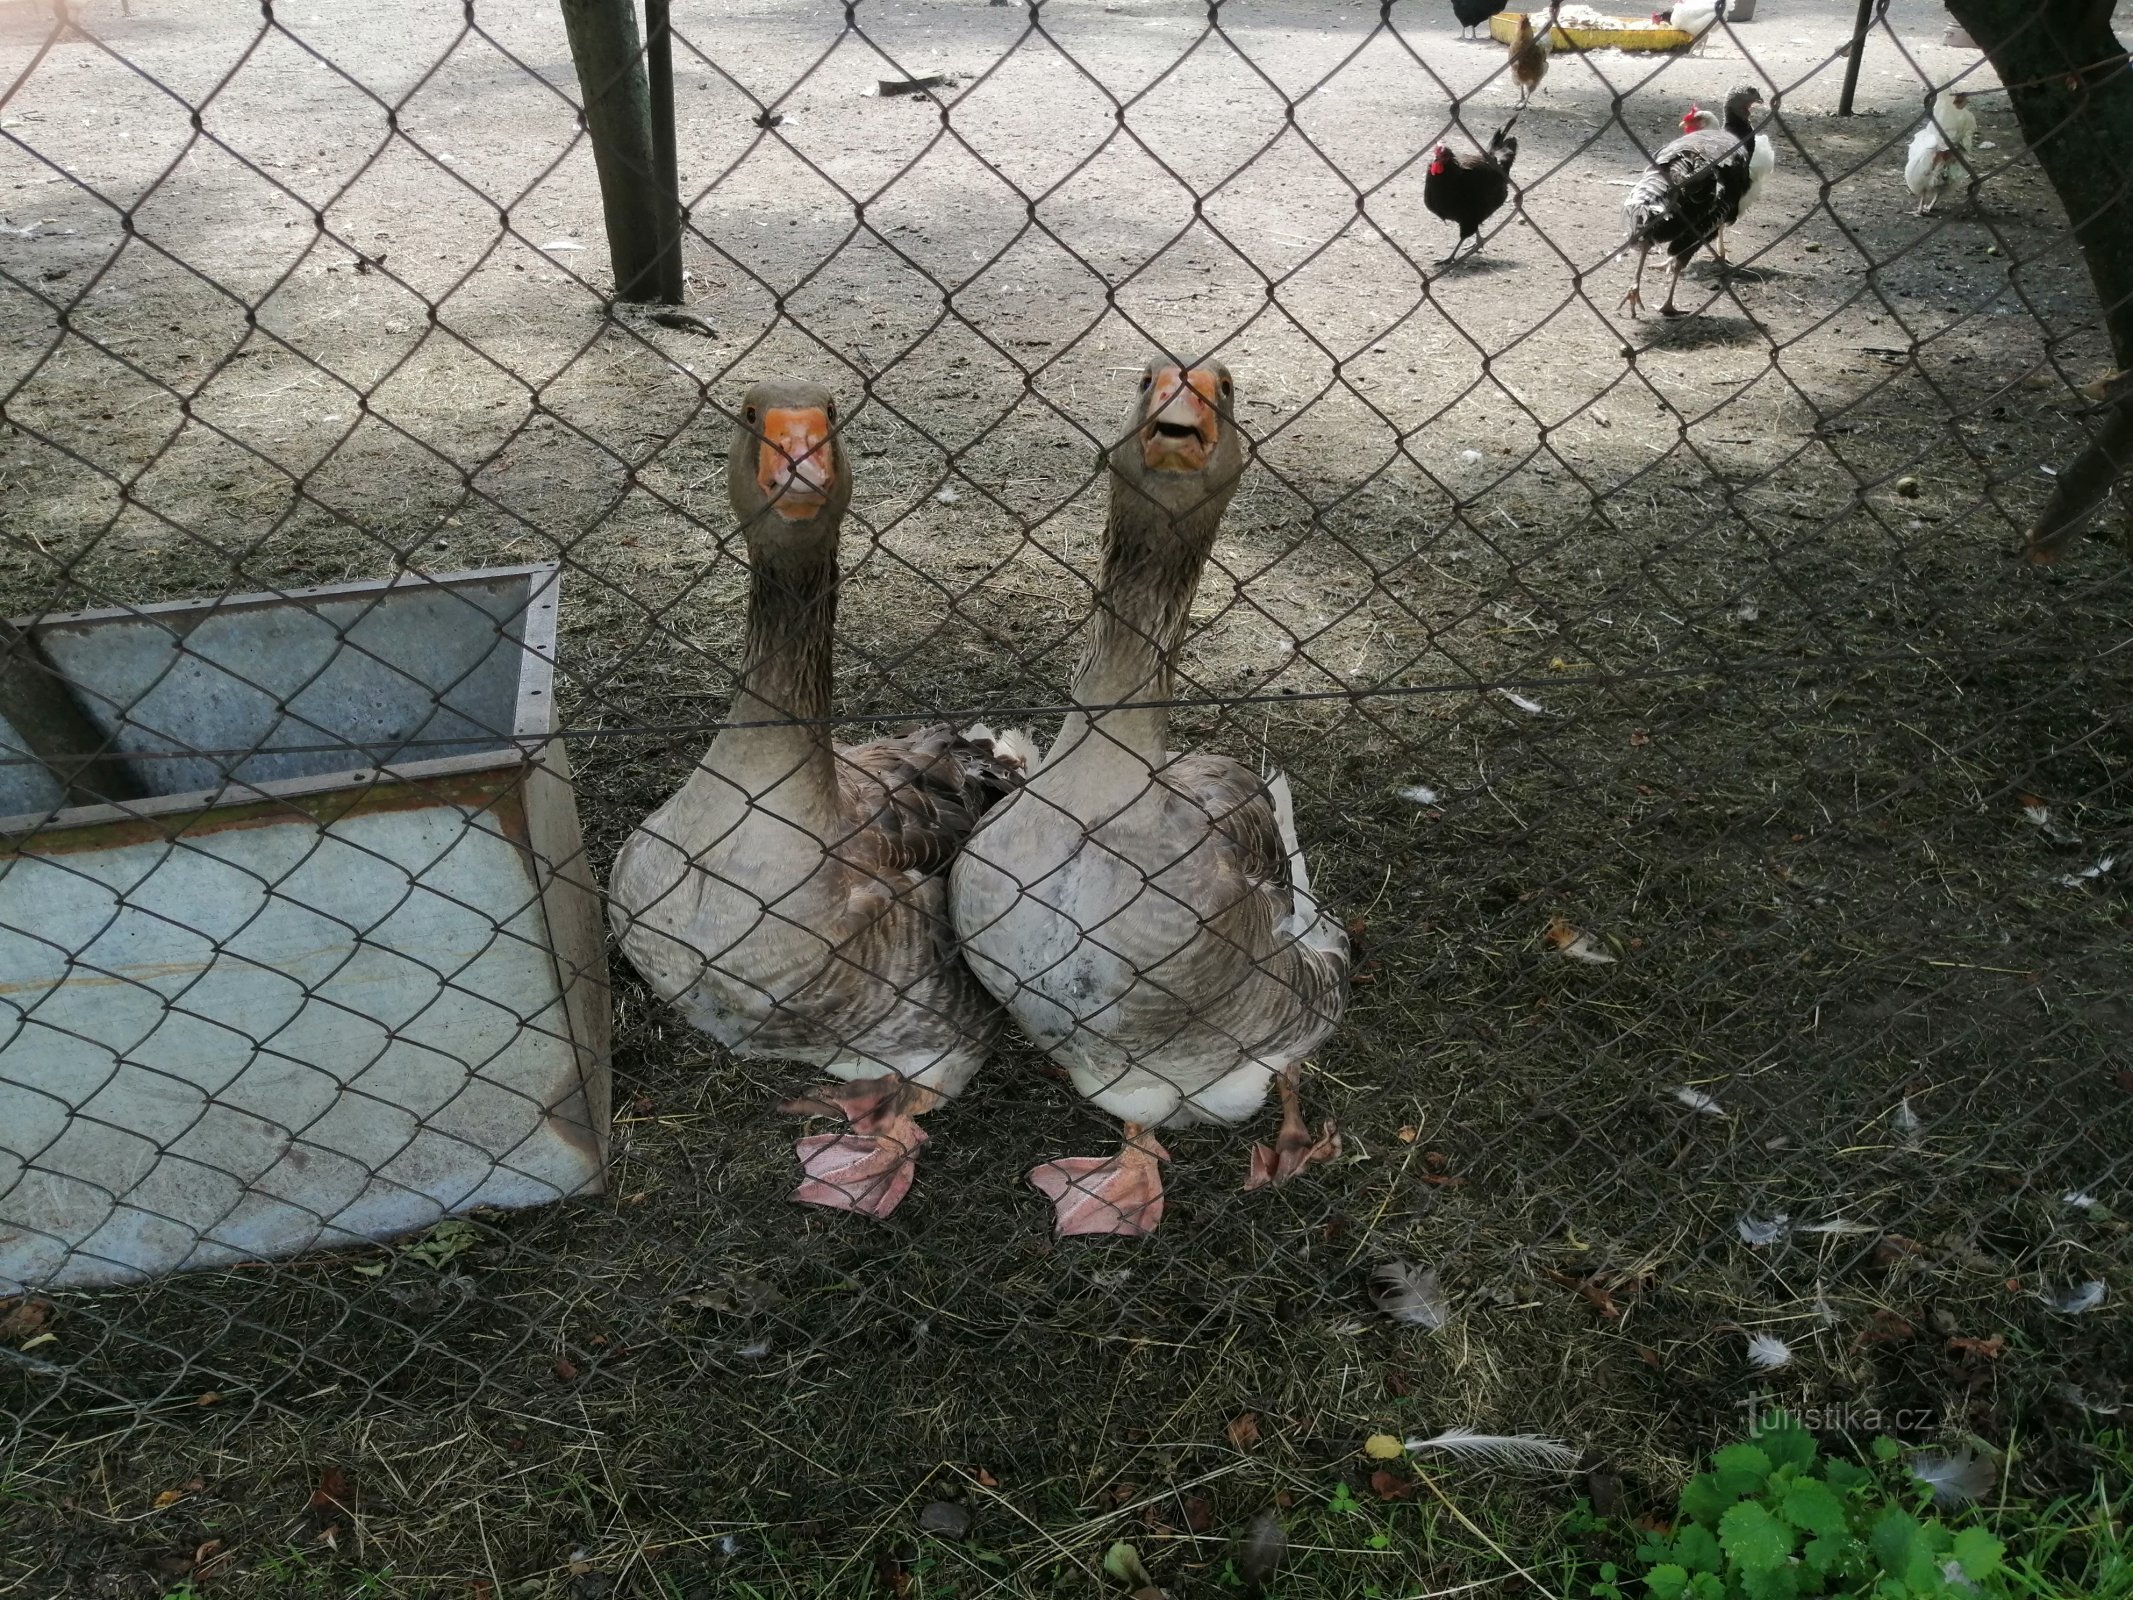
xmin=1450 ymin=0 xmax=1499 ymax=37
xmin=1617 ymin=83 xmax=1762 ymax=318
xmin=1424 ymin=118 xmax=1518 ymax=263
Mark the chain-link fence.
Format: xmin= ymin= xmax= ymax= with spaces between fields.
xmin=3 ymin=0 xmax=2128 ymax=1594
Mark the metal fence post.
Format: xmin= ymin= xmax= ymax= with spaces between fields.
xmin=1837 ymin=0 xmax=1879 ymax=114
xmin=557 ymin=0 xmax=684 ymax=304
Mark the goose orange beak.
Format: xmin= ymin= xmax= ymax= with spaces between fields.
xmin=755 ymin=405 xmax=835 ymax=519
xmin=1140 ymin=365 xmax=1221 ymax=473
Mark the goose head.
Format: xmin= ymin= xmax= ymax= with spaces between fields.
xmin=727 ymin=379 xmax=853 ymax=541
xmin=1110 ymin=359 xmax=1245 ymax=522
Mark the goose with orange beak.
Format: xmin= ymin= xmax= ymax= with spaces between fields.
xmin=949 ymin=359 xmax=1352 ymax=1238
xmin=609 ymin=379 xmax=1033 ymax=1219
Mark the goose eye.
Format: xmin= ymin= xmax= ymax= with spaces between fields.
xmin=1139 ymin=372 xmax=1153 ymax=392
xmin=744 ymin=405 xmax=757 ymax=425
xmin=826 ymin=401 xmax=837 ymax=423
xmin=1219 ymin=377 xmax=1233 ymax=398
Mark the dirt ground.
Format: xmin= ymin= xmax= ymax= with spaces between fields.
xmin=3 ymin=0 xmax=2131 ymax=1595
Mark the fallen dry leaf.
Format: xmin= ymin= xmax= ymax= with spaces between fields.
xmin=1183 ymin=1494 xmax=1214 ymax=1533
xmin=1947 ymin=1334 xmax=2008 ymax=1360
xmin=1395 ymin=1125 xmax=1418 ymax=1143
xmin=1853 ymin=1310 xmax=1916 ymax=1348
xmin=1368 ymin=1469 xmax=1416 ymax=1502
xmin=301 ymin=1466 xmax=354 ymax=1548
xmin=1363 ymin=1433 xmax=1404 ymax=1460
xmin=1225 ymin=1412 xmax=1261 ymax=1451
xmin=551 ymin=1356 xmax=580 ymax=1382
xmin=972 ymin=1466 xmax=999 ymax=1489
xmin=1546 ymin=1268 xmax=1623 ymax=1320
xmin=153 ymin=1489 xmax=185 ymax=1510
xmin=0 ymin=1297 xmax=53 ymax=1344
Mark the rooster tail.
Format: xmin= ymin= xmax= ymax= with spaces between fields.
xmin=1490 ymin=114 xmax=1520 ymax=176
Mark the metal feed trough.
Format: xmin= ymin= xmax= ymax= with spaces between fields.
xmin=0 ymin=564 xmax=610 ymax=1291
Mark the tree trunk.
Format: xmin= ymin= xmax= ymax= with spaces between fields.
xmin=557 ymin=0 xmax=683 ymax=305
xmin=1943 ymin=0 xmax=2133 ymax=559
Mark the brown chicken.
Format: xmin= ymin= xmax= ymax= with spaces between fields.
xmin=1510 ymin=2 xmax=1560 ymax=101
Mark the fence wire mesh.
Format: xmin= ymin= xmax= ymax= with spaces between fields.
xmin=2 ymin=0 xmax=2129 ymax=1595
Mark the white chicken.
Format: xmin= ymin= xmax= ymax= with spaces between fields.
xmin=1932 ymin=91 xmax=1978 ymax=157
xmin=1682 ymin=97 xmax=1773 ymax=261
xmin=1653 ymin=0 xmax=1725 ymax=55
xmin=1905 ymin=124 xmax=1957 ymax=215
xmin=1906 ymin=92 xmax=1976 ymax=216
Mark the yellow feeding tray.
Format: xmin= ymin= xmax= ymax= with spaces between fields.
xmin=1490 ymin=10 xmax=1695 ymax=51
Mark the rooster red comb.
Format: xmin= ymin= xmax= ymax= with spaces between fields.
xmin=1681 ymin=102 xmax=1702 ymax=130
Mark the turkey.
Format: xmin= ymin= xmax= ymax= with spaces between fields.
xmin=1618 ymin=83 xmax=1763 ymax=318
xmin=1681 ymin=95 xmax=1773 ymax=261
xmin=1424 ymin=117 xmax=1519 ymax=262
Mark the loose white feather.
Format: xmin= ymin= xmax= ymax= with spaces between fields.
xmin=1398 ymin=783 xmax=1441 ymax=805
xmin=2060 ymin=855 xmax=2117 ymax=888
xmin=1372 ymin=1261 xmax=1450 ymax=1330
xmin=1745 ymin=1333 xmax=1793 ymax=1369
xmin=1404 ymin=1429 xmax=1580 ymax=1471
xmin=1892 ymin=1098 xmax=1922 ymax=1146
xmin=1738 ymin=1214 xmax=1790 ymax=1246
xmin=1800 ymin=1218 xmax=1875 ymax=1236
xmin=2062 ymin=1189 xmax=2098 ymax=1210
xmin=1672 ymin=1086 xmax=1727 ymax=1117
xmin=1911 ymin=1447 xmax=1996 ymax=1507
xmin=2040 ymin=1280 xmax=2106 ymax=1315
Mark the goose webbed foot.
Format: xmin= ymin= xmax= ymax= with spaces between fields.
xmin=791 ymin=1115 xmax=929 ymax=1217
xmin=1244 ymin=1067 xmax=1341 ymax=1189
xmin=1028 ymin=1124 xmax=1169 ymax=1238
xmin=782 ymin=1074 xmax=933 ymax=1218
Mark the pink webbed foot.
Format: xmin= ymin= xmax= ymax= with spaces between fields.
xmin=1028 ymin=1125 xmax=1170 ymax=1238
xmin=791 ymin=1115 xmax=929 ymax=1218
xmin=1243 ymin=1069 xmax=1341 ymax=1191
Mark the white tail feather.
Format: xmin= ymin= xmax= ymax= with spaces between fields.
xmin=1404 ymin=1429 xmax=1580 ymax=1471
xmin=959 ymin=722 xmax=1041 ymax=773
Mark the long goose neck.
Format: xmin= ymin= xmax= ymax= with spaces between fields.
xmin=702 ymin=533 xmax=840 ymax=801
xmin=1061 ymin=477 xmax=1224 ymax=764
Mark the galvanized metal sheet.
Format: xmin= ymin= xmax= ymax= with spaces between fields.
xmin=0 ymin=792 xmax=604 ymax=1291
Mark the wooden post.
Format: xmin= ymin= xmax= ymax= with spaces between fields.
xmin=1837 ymin=0 xmax=1879 ymax=115
xmin=644 ymin=0 xmax=685 ymax=301
xmin=0 ymin=618 xmax=143 ymax=807
xmin=556 ymin=0 xmax=683 ymax=304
